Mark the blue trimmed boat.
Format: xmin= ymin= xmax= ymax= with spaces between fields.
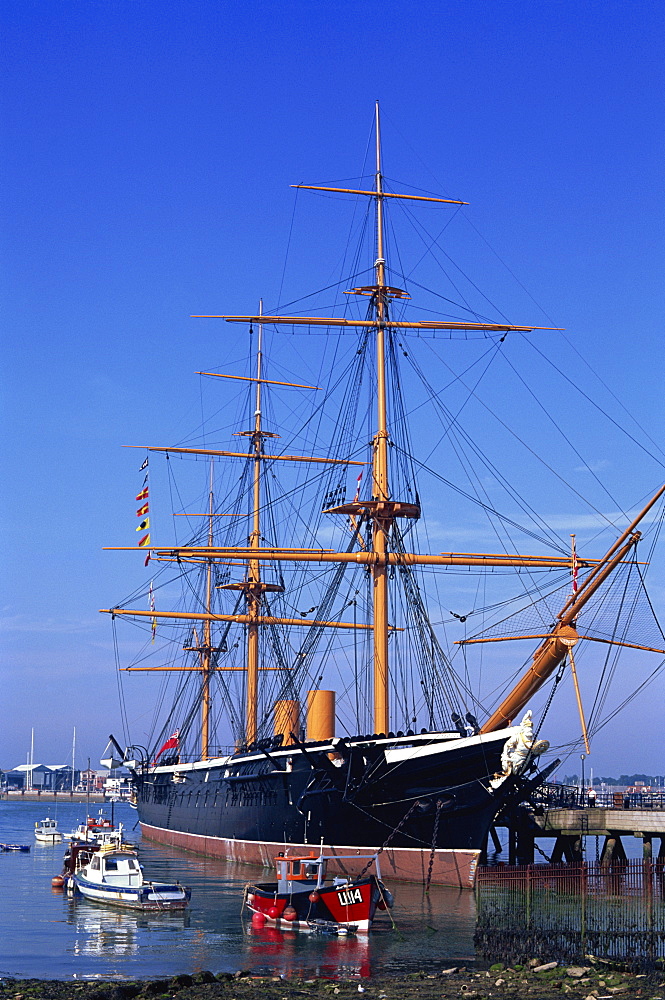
xmin=70 ymin=843 xmax=191 ymax=909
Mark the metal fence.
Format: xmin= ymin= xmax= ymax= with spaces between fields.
xmin=475 ymin=860 xmax=665 ymax=969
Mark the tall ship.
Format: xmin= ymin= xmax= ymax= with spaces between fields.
xmin=104 ymin=105 xmax=665 ymax=887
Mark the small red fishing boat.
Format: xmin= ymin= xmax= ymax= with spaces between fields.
xmin=244 ymin=852 xmax=393 ymax=934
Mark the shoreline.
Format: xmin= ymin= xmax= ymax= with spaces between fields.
xmin=1 ymin=964 xmax=663 ymax=1000
xmin=1 ymin=792 xmax=113 ymax=803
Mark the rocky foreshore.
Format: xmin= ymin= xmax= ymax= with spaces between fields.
xmin=1 ymin=963 xmax=663 ymax=1000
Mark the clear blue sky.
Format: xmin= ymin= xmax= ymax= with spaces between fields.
xmin=2 ymin=0 xmax=664 ymax=778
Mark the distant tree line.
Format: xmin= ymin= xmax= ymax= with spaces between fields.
xmin=562 ymin=773 xmax=664 ymax=786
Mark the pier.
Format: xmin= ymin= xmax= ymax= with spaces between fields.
xmin=0 ymin=790 xmax=109 ymax=804
xmin=496 ymin=784 xmax=665 ymax=866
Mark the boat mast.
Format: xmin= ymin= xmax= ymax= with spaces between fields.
xmin=372 ymin=101 xmax=391 ymax=735
xmin=200 ymin=461 xmax=214 ymax=758
xmin=246 ymin=313 xmax=265 ymax=745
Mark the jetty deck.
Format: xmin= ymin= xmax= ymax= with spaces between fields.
xmin=496 ymin=784 xmax=665 ymax=865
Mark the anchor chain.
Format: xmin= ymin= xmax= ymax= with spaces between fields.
xmin=356 ymin=798 xmax=422 ymax=879
xmin=425 ymin=798 xmax=443 ymax=893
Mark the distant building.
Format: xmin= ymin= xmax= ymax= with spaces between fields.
xmin=78 ymin=768 xmax=105 ymax=793
xmin=4 ymin=763 xmax=77 ymax=791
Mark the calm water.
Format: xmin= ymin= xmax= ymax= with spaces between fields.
xmin=0 ymin=801 xmax=476 ymax=981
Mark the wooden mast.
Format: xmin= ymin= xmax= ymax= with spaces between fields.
xmin=372 ymin=101 xmax=391 ymax=736
xmin=478 ymin=481 xmax=665 ymax=733
xmin=201 ymin=462 xmax=214 ymax=758
xmin=246 ymin=312 xmax=263 ymax=745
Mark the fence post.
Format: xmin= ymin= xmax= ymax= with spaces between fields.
xmin=643 ymin=839 xmax=654 ymax=961
xmin=580 ymin=861 xmax=587 ymax=960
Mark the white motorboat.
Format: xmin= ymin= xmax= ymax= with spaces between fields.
xmin=68 ymin=809 xmax=115 ymax=842
xmin=34 ymin=817 xmax=62 ymax=844
xmin=70 ymin=842 xmax=191 ymax=909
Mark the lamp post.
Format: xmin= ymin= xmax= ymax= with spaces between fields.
xmin=580 ymin=753 xmax=586 ymax=806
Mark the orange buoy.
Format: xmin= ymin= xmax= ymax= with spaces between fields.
xmin=308 ymin=891 xmax=320 ymax=903
xmin=283 ymin=905 xmax=297 ymax=922
xmin=51 ymin=874 xmax=65 ymax=889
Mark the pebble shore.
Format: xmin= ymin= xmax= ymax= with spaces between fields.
xmin=1 ymin=962 xmax=663 ymax=1000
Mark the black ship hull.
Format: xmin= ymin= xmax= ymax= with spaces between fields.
xmin=131 ymin=727 xmax=527 ymax=887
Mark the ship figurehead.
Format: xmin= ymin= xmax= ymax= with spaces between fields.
xmin=499 ymin=711 xmax=550 ymax=777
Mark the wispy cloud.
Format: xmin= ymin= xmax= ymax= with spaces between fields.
xmin=541 ymin=509 xmax=660 ymax=532
xmin=574 ymin=459 xmax=611 ymax=474
xmin=0 ymin=612 xmax=96 ymax=635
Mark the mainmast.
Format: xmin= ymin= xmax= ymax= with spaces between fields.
xmin=371 ymin=101 xmax=392 ymax=735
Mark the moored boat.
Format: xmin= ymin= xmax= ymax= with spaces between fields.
xmin=68 ymin=809 xmax=115 ymax=842
xmin=68 ymin=842 xmax=191 ymax=909
xmin=245 ymin=852 xmax=393 ymax=933
xmin=34 ymin=817 xmax=63 ymax=844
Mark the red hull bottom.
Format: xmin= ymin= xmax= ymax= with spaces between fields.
xmin=140 ymin=822 xmax=480 ymax=888
xmin=247 ymin=908 xmax=371 ymax=934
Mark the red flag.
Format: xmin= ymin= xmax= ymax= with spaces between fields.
xmin=136 ymin=503 xmax=149 ymax=517
xmin=353 ymin=471 xmax=363 ymax=501
xmin=136 ymin=488 xmax=149 ymax=501
xmin=153 ymin=729 xmax=179 ymax=765
xmin=138 ymin=533 xmax=150 ymax=548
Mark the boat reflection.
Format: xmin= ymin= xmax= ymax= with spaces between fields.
xmin=244 ymin=923 xmax=371 ymax=978
xmin=67 ymin=898 xmax=189 ymax=957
